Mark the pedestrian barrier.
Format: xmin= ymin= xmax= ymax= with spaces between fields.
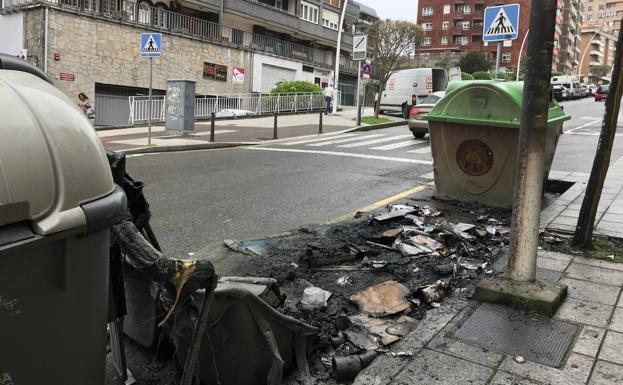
xmin=128 ymin=92 xmax=341 ymax=125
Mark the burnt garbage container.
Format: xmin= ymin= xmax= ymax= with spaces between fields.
xmin=424 ymin=81 xmax=570 ymax=208
xmin=0 ymin=70 xmax=126 ymax=385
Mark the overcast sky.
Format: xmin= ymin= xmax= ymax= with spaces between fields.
xmin=357 ymin=0 xmax=418 ymax=22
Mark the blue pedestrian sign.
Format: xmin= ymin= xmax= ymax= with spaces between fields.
xmin=483 ymin=4 xmax=520 ymax=42
xmin=140 ymin=33 xmax=162 ymax=58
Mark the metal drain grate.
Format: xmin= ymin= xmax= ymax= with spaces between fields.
xmin=454 ymin=303 xmax=578 ymax=367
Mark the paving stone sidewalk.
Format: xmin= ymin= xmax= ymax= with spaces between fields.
xmin=542 ymin=156 xmax=623 ymax=238
xmin=354 ymin=250 xmax=623 ymax=385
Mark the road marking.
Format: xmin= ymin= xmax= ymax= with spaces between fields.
xmin=306 ymin=134 xmax=384 ymax=146
xmin=283 ymin=133 xmax=357 ymax=145
xmin=407 ymin=146 xmax=432 ymax=154
xmin=371 ymin=139 xmax=427 ymax=150
xmin=248 ymin=147 xmax=433 ymax=164
xmin=337 ymin=134 xmax=414 ymax=148
xmin=329 ymin=183 xmax=434 ymax=224
xmin=580 ymin=116 xmax=602 ymax=120
xmin=564 ymin=119 xmax=602 ymax=134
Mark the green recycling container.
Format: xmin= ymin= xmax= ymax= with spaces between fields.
xmin=424 ymin=81 xmax=570 ymax=208
xmin=0 ymin=70 xmax=126 ymax=384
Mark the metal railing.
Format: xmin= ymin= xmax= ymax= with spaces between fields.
xmin=128 ymin=92 xmax=341 ymax=124
xmin=1 ymin=0 xmax=358 ymax=72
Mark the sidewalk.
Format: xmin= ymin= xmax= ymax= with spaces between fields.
xmin=98 ymin=107 xmax=402 ymax=153
xmin=354 ymin=249 xmax=623 ymax=385
xmin=542 ymin=156 xmax=623 ymax=238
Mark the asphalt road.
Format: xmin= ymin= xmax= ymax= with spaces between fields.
xmin=126 ymin=97 xmax=622 ymax=256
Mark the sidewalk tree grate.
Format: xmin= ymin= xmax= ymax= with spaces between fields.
xmin=454 ymin=303 xmax=578 ymax=368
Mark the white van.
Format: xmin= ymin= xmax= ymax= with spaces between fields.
xmin=379 ymin=68 xmax=448 ymax=118
xmin=551 ymin=75 xmax=582 ymax=99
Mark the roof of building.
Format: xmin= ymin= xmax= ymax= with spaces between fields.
xmin=354 ymin=1 xmax=379 ymax=19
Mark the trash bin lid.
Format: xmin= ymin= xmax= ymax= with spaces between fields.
xmin=424 ymin=81 xmax=569 ymax=128
xmin=0 ymin=70 xmax=114 ymax=235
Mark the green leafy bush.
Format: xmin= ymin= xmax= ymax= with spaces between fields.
xmin=270 ymin=81 xmax=322 ymax=94
xmin=461 ymin=72 xmax=475 ymax=80
xmin=472 ymin=71 xmax=492 ymax=80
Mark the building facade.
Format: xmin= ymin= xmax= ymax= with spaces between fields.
xmin=417 ymin=0 xmax=533 ymax=71
xmin=558 ymin=0 xmax=584 ymax=74
xmin=583 ymin=0 xmax=623 ymax=36
xmin=0 ymin=0 xmax=377 ymax=125
xmin=578 ymin=27 xmax=616 ymax=83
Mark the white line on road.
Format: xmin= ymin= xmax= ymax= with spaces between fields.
xmin=407 ymin=146 xmax=432 ymax=154
xmin=193 ymin=130 xmax=238 ymax=136
xmin=370 ymin=140 xmax=427 ymax=151
xmin=580 ymin=116 xmax=602 ymax=120
xmin=283 ymin=133 xmax=357 ymax=145
xmin=337 ymin=134 xmax=414 ymax=148
xmin=248 ymin=147 xmax=433 ymax=164
xmin=306 ymin=134 xmax=384 ymax=146
xmin=564 ymin=119 xmax=602 ymax=134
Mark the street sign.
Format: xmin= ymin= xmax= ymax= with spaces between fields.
xmin=353 ymin=35 xmax=367 ymax=61
xmin=362 ymin=59 xmax=372 ymax=79
xmin=483 ymin=4 xmax=520 ymax=42
xmin=140 ymin=33 xmax=162 ymax=58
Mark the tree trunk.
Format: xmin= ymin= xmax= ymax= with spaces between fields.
xmin=574 ymin=23 xmax=623 ymax=248
xmin=374 ymin=80 xmax=384 ymax=119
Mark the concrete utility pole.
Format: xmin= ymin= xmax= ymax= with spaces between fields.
xmin=574 ymin=24 xmax=623 ymax=247
xmin=507 ymin=0 xmax=558 ymax=282
xmin=333 ymin=0 xmax=349 ymax=114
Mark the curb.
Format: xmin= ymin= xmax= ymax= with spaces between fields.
xmin=121 ymin=142 xmax=258 ymax=155
xmin=345 ymin=120 xmax=406 ymax=132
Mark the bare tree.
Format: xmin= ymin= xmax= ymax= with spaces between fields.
xmin=368 ymin=20 xmax=423 ymax=118
xmin=591 ymin=64 xmax=611 ymax=80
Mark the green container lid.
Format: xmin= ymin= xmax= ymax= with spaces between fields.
xmin=424 ymin=80 xmax=570 ymax=128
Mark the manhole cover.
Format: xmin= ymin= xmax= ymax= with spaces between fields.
xmin=454 ymin=303 xmax=578 ymax=367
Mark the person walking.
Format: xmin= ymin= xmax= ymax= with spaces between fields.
xmin=323 ymin=84 xmax=335 ymax=115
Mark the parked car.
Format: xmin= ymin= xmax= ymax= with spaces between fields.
xmin=595 ymin=85 xmax=609 ymax=101
xmin=552 ymin=85 xmax=569 ymax=101
xmin=407 ymin=91 xmax=445 ymax=138
xmin=551 ymin=75 xmax=582 ymax=99
xmin=380 ymin=68 xmax=448 ymax=118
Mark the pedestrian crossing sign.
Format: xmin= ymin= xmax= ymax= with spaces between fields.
xmin=483 ymin=4 xmax=520 ymax=42
xmin=140 ymin=33 xmax=162 ymax=58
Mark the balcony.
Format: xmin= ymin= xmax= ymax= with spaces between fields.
xmin=590 ymin=50 xmax=604 ymax=57
xmin=2 ymin=0 xmax=347 ymax=69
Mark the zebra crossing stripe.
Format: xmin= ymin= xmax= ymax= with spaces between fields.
xmin=337 ymin=134 xmax=414 ymax=148
xmin=307 ymin=134 xmax=384 ymax=147
xmin=284 ymin=133 xmax=357 ymax=145
xmin=371 ymin=140 xmax=427 ymax=151
xmin=407 ymin=146 xmax=431 ymax=154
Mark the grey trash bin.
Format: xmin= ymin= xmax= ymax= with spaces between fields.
xmin=0 ymin=70 xmax=126 ymax=385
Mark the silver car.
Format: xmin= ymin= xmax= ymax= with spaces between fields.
xmin=408 ymin=91 xmax=445 ymax=138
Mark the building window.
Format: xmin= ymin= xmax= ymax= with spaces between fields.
xmin=443 ymin=5 xmax=450 ymax=14
xmin=422 ymin=6 xmax=433 ymax=16
xmin=300 ymin=1 xmax=319 ymax=24
xmin=472 ymin=35 xmax=482 ymax=43
xmin=423 ymin=37 xmax=432 ymax=46
xmin=324 ymin=0 xmax=340 ymax=8
xmin=454 ymin=36 xmax=468 ymax=45
xmin=456 ymin=4 xmax=471 ymax=14
xmin=442 ymin=21 xmax=449 ymax=30
xmin=502 ymin=52 xmax=511 ymax=62
xmin=441 ymin=36 xmax=449 ymax=45
xmin=423 ymin=23 xmax=433 ymax=31
xmin=322 ymin=9 xmax=340 ymax=30
xmin=462 ymin=21 xmax=470 ymax=30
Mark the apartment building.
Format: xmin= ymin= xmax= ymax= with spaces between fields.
xmin=583 ymin=0 xmax=623 ymax=36
xmin=558 ymin=0 xmax=584 ymax=74
xmin=417 ymin=0 xmax=533 ymax=70
xmin=578 ymin=27 xmax=616 ymax=83
xmin=0 ymin=0 xmax=375 ymax=124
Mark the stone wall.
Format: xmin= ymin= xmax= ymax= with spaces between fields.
xmin=23 ymin=9 xmax=253 ymax=103
xmin=22 ymin=8 xmax=45 ymax=69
